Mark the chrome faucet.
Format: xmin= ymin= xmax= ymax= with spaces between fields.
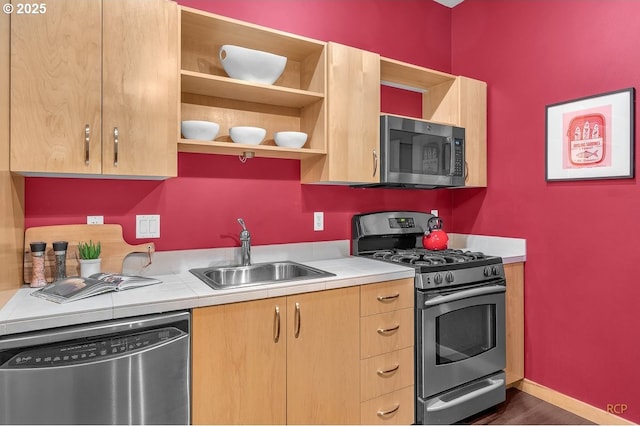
xmin=237 ymin=218 xmax=251 ymax=266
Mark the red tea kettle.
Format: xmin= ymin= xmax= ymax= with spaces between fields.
xmin=422 ymin=216 xmax=449 ymax=250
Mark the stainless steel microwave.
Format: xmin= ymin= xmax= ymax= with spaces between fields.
xmin=376 ymin=115 xmax=465 ymax=189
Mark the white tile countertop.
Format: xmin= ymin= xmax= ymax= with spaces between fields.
xmin=0 ymin=236 xmax=526 ymax=337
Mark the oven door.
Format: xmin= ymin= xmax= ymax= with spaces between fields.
xmin=416 ymin=283 xmax=506 ymax=398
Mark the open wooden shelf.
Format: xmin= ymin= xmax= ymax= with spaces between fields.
xmin=178 ymin=139 xmax=325 ymax=160
xmin=181 ymin=70 xmax=324 ymax=109
xmin=380 ymin=56 xmax=456 ymax=91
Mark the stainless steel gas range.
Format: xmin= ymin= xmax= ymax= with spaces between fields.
xmin=352 ymin=211 xmax=506 ymax=425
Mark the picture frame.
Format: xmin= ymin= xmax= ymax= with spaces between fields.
xmin=545 ymin=87 xmax=635 ymax=181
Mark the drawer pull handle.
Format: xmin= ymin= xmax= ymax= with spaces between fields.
xmin=377 ymin=403 xmax=400 ymax=417
xmin=273 ymin=305 xmax=281 ymax=343
xmin=377 ymin=324 xmax=400 ymax=335
xmin=377 ymin=363 xmax=400 ymax=376
xmin=377 ymin=293 xmax=400 ymax=302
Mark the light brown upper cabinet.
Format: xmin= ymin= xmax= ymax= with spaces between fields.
xmin=422 ymin=76 xmax=487 ymax=187
xmin=301 ymin=42 xmax=381 ymax=184
xmin=10 ymin=0 xmax=178 ymax=178
xmin=178 ymin=7 xmax=327 ymax=160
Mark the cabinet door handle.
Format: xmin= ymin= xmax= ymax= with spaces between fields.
xmin=273 ymin=305 xmax=281 ymax=343
xmin=376 ymin=363 xmax=400 ymax=376
xmin=377 ymin=403 xmax=400 ymax=417
xmin=377 ymin=293 xmax=399 ymax=302
xmin=84 ymin=125 xmax=91 ymax=165
xmin=372 ymin=150 xmax=378 ymax=177
xmin=464 ymin=160 xmax=469 ymax=181
xmin=377 ymin=323 xmax=400 ymax=335
xmin=294 ymin=302 xmax=301 ymax=338
xmin=113 ymin=127 xmax=119 ymax=166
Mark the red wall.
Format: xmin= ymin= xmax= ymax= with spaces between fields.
xmin=24 ymin=0 xmax=454 ymax=251
xmin=451 ymin=0 xmax=640 ymax=422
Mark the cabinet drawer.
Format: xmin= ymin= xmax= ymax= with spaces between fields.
xmin=360 ymin=278 xmax=414 ymax=316
xmin=361 ymin=347 xmax=414 ymax=402
xmin=360 ymin=385 xmax=414 ymax=425
xmin=361 ymin=308 xmax=414 ymax=359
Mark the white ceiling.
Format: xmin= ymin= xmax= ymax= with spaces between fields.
xmin=433 ymin=0 xmax=465 ymax=8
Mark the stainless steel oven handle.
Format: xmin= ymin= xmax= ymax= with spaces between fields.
xmin=423 ymin=285 xmax=505 ymax=307
xmin=426 ymin=376 xmax=504 ymax=412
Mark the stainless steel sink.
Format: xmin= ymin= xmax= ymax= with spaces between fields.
xmin=189 ymin=261 xmax=335 ymax=290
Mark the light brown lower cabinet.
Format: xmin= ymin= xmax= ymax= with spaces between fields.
xmin=192 ymin=286 xmax=360 ymax=425
xmin=505 ymin=262 xmax=525 ymax=386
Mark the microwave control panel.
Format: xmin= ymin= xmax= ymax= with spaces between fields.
xmin=453 ymin=139 xmax=464 ymax=176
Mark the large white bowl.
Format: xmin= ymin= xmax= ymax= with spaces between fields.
xmin=230 ymin=126 xmax=266 ymax=145
xmin=274 ymin=131 xmax=308 ymax=148
xmin=181 ymin=120 xmax=220 ymax=140
xmin=219 ymin=45 xmax=287 ymax=85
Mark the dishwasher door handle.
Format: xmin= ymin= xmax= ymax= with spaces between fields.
xmin=0 ymin=311 xmax=190 ymax=350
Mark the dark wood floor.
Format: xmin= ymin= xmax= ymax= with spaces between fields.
xmin=460 ymin=388 xmax=596 ymax=425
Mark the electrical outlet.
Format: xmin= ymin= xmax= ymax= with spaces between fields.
xmin=136 ymin=215 xmax=160 ymax=238
xmin=314 ymin=212 xmax=324 ymax=231
xmin=87 ymin=215 xmax=104 ymax=225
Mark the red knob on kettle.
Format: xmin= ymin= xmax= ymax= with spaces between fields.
xmin=422 ymin=216 xmax=449 ymax=250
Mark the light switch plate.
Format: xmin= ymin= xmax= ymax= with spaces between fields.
xmin=136 ymin=215 xmax=160 ymax=239
xmin=314 ymin=212 xmax=324 ymax=231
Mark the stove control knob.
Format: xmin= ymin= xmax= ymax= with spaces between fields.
xmin=492 ymin=266 xmax=500 ymax=276
xmin=445 ymin=272 xmax=454 ymax=283
xmin=434 ymin=273 xmax=443 ymax=285
xmin=483 ymin=266 xmax=492 ymax=277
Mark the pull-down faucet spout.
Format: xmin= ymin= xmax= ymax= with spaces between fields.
xmin=237 ymin=218 xmax=251 ymax=266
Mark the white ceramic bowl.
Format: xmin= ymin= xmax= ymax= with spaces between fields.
xmin=274 ymin=131 xmax=308 ymax=148
xmin=230 ymin=126 xmax=267 ymax=145
xmin=219 ymin=45 xmax=287 ymax=85
xmin=181 ymin=120 xmax=220 ymax=140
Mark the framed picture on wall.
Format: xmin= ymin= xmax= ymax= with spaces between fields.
xmin=545 ymin=87 xmax=635 ymax=181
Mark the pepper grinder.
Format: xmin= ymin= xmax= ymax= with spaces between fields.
xmin=29 ymin=241 xmax=48 ymax=288
xmin=52 ymin=241 xmax=69 ymax=280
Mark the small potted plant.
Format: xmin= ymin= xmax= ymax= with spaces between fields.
xmin=78 ymin=240 xmax=102 ymax=277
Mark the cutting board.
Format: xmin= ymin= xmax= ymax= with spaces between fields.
xmin=23 ymin=224 xmax=155 ymax=284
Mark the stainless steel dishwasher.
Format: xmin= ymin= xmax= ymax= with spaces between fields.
xmin=0 ymin=311 xmax=190 ymax=425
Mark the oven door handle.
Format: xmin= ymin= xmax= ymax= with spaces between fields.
xmin=423 ymin=285 xmax=505 ymax=307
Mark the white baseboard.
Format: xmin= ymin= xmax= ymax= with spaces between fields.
xmin=516 ymin=379 xmax=635 ymax=425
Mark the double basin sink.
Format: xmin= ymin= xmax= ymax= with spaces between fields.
xmin=190 ymin=261 xmax=335 ymax=290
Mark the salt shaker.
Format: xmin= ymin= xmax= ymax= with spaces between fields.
xmin=53 ymin=241 xmax=68 ymax=280
xmin=30 ymin=241 xmax=48 ymax=288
